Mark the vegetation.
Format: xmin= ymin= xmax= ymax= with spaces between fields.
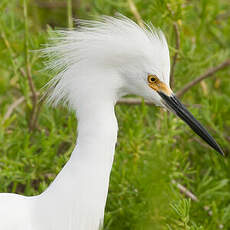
xmin=0 ymin=0 xmax=230 ymax=229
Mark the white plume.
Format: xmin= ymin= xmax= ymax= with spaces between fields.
xmin=42 ymin=15 xmax=169 ymax=107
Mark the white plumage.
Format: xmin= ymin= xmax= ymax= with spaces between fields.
xmin=0 ymin=14 xmax=222 ymax=230
xmin=0 ymin=15 xmax=170 ymax=230
xmin=43 ymin=15 xmax=170 ymax=108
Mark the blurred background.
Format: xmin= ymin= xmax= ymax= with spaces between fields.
xmin=0 ymin=0 xmax=230 ymax=229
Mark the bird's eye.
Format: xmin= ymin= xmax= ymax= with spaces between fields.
xmin=148 ymin=75 xmax=157 ymax=83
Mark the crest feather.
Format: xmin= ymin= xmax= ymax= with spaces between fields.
xmin=41 ymin=15 xmax=169 ymax=107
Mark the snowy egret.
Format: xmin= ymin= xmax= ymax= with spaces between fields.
xmin=0 ymin=15 xmax=224 ymax=230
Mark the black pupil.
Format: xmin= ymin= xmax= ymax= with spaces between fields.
xmin=151 ymin=77 xmax=155 ymax=82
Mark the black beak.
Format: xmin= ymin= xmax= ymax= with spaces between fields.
xmin=158 ymin=91 xmax=224 ymax=156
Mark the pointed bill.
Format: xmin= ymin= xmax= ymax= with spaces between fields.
xmin=148 ymin=78 xmax=225 ymax=156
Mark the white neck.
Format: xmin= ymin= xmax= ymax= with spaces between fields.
xmin=34 ymin=98 xmax=118 ymax=230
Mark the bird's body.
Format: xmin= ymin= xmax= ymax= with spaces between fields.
xmin=0 ymin=86 xmax=118 ymax=230
xmin=0 ymin=15 xmax=223 ymax=230
xmin=0 ymin=194 xmax=31 ymax=229
xmin=0 ymin=97 xmax=117 ymax=230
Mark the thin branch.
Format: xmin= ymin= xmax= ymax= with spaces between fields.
xmin=31 ymin=95 xmax=45 ymax=130
xmin=0 ymin=31 xmax=18 ymax=77
xmin=19 ymin=67 xmax=27 ymax=78
xmin=170 ymin=22 xmax=180 ymax=89
xmin=24 ymin=0 xmax=38 ymax=131
xmin=117 ymin=98 xmax=202 ymax=108
xmin=67 ymin=0 xmax=73 ymax=29
xmin=0 ymin=28 xmax=27 ymax=79
xmin=2 ymin=94 xmax=201 ymax=125
xmin=2 ymin=97 xmax=25 ymax=123
xmin=1 ymin=22 xmax=41 ymax=129
xmin=117 ymin=98 xmax=153 ymax=105
xmin=172 ymin=180 xmax=198 ymax=202
xmin=2 ymin=93 xmax=40 ymax=124
xmin=176 ymin=59 xmax=230 ymax=98
xmin=1 ymin=6 xmax=40 ymax=130
xmin=127 ymin=0 xmax=145 ymax=29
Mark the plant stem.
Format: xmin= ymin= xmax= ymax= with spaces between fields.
xmin=67 ymin=0 xmax=73 ymax=29
xmin=170 ymin=22 xmax=180 ymax=89
xmin=176 ymin=59 xmax=230 ymax=98
xmin=23 ymin=0 xmax=38 ymax=131
xmin=127 ymin=0 xmax=145 ymax=29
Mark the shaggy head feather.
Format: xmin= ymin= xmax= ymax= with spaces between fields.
xmin=42 ymin=15 xmax=170 ymax=108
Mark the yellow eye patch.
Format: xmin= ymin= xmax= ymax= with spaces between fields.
xmin=147 ymin=74 xmax=172 ymax=96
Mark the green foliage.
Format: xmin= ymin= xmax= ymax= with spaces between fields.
xmin=168 ymin=199 xmax=204 ymax=230
xmin=0 ymin=0 xmax=230 ymax=229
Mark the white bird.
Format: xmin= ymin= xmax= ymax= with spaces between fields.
xmin=0 ymin=15 xmax=223 ymax=230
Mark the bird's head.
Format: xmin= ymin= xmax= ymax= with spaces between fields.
xmin=43 ymin=15 xmax=224 ymax=156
